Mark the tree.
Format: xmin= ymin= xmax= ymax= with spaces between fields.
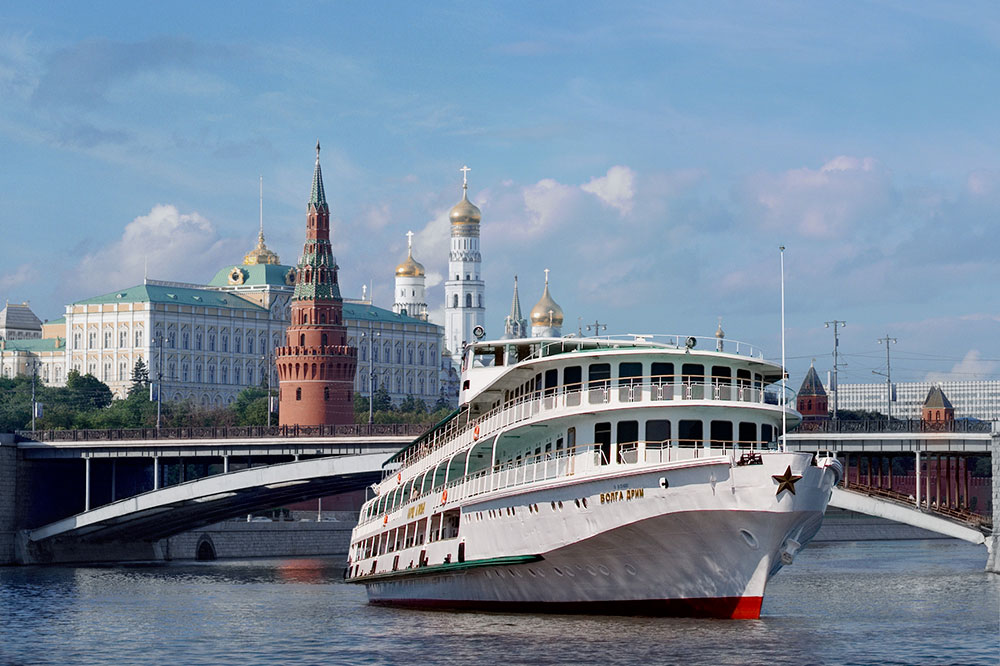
xmin=128 ymin=359 xmax=150 ymax=398
xmin=65 ymin=370 xmax=113 ymax=411
xmin=372 ymin=384 xmax=393 ymax=412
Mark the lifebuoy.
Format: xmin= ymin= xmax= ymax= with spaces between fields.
xmin=383 ymin=515 xmax=388 ymax=525
xmin=397 ymin=472 xmax=402 ymax=483
xmin=442 ymin=490 xmax=448 ymax=503
xmin=473 ymin=425 xmax=480 ymax=440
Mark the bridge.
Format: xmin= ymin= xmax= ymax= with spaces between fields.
xmin=3 ymin=421 xmax=998 ymax=569
xmin=785 ymin=419 xmax=998 ymax=570
xmin=1 ymin=424 xmax=421 ymax=564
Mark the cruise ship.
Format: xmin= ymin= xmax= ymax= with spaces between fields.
xmin=345 ymin=334 xmax=842 ymax=618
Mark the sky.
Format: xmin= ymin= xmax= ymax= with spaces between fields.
xmin=1 ymin=1 xmax=999 ymax=389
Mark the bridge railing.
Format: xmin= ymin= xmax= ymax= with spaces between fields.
xmin=793 ymin=419 xmax=991 ymax=434
xmin=15 ymin=422 xmax=428 ymax=443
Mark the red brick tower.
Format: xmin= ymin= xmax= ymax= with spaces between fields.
xmin=277 ymin=142 xmax=357 ymax=426
xmin=921 ymin=386 xmax=955 ymax=424
xmin=796 ymin=363 xmax=829 ymax=420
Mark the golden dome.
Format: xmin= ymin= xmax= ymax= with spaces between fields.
xmin=243 ymin=231 xmax=281 ymax=266
xmin=395 ymin=252 xmax=425 ymax=278
xmin=449 ymin=186 xmax=481 ymax=226
xmin=530 ymin=271 xmax=563 ymax=327
xmin=395 ymin=231 xmax=425 ymax=277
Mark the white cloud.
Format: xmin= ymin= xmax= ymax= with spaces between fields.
xmin=924 ymin=350 xmax=999 ymax=382
xmin=738 ymin=156 xmax=894 ymax=238
xmin=581 ymin=165 xmax=636 ymax=215
xmin=72 ymin=204 xmax=242 ymax=296
xmin=522 ymin=178 xmax=579 ymax=234
xmin=0 ymin=263 xmax=40 ymax=293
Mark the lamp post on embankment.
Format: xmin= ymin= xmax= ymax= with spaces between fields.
xmin=986 ymin=431 xmax=1000 ymax=574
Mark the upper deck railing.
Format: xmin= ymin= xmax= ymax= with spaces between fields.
xmin=514 ymin=334 xmax=770 ymax=364
xmin=15 ymin=422 xmax=427 ymax=444
xmin=792 ymin=419 xmax=992 ymax=435
xmin=393 ymin=374 xmax=797 ymax=468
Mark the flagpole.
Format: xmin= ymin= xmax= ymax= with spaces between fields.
xmin=780 ymin=245 xmax=787 ymax=452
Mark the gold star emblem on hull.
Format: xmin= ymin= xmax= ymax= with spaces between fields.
xmin=772 ymin=466 xmax=802 ymax=496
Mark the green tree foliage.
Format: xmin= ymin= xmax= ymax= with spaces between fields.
xmin=129 ymin=358 xmax=150 ymax=397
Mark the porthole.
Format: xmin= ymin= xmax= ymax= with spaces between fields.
xmin=624 ymin=563 xmax=637 ymax=576
xmin=574 ymin=499 xmax=580 ymax=508
xmin=553 ymin=567 xmax=563 ymax=576
xmin=585 ymin=565 xmax=597 ymax=576
xmin=564 ymin=568 xmax=575 ymax=578
xmin=558 ymin=501 xmax=563 ymax=509
xmin=528 ymin=569 xmax=537 ymax=577
xmin=598 ymin=565 xmax=610 ymax=576
xmin=740 ymin=529 xmax=759 ymax=550
xmin=582 ymin=498 xmax=588 ymax=508
xmin=497 ymin=569 xmax=505 ymax=578
xmin=551 ymin=502 xmax=556 ymax=510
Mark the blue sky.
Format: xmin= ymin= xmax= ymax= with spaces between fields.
xmin=1 ymin=1 xmax=999 ymax=387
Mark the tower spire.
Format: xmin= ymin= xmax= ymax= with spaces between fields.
xmin=310 ymin=140 xmax=327 ymax=207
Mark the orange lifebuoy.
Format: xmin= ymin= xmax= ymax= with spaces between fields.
xmin=383 ymin=515 xmax=388 ymax=525
xmin=397 ymin=472 xmax=402 ymax=483
xmin=473 ymin=425 xmax=480 ymax=440
xmin=441 ymin=490 xmax=448 ymax=503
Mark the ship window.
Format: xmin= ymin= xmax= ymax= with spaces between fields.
xmin=588 ymin=364 xmax=611 ymax=389
xmin=567 ymin=427 xmax=576 ymax=449
xmin=736 ymin=369 xmax=752 ymax=387
xmin=544 ymin=369 xmax=558 ymax=396
xmin=739 ymin=422 xmax=757 ymax=447
xmin=646 ymin=419 xmax=670 ymax=444
xmin=556 ymin=437 xmax=564 ymax=451
xmin=678 ymin=420 xmax=703 ymax=447
xmin=681 ymin=364 xmax=704 ymax=383
xmin=563 ymin=365 xmax=582 ymax=391
xmin=428 ymin=513 xmax=442 ymax=543
xmin=652 ymin=362 xmax=673 ymax=383
xmin=712 ymin=365 xmax=732 ymax=383
xmin=618 ymin=362 xmax=642 ymax=386
xmin=710 ymin=420 xmax=733 ymax=447
xmin=595 ymin=422 xmax=612 ymax=464
xmin=415 ymin=517 xmax=427 ymax=546
xmin=617 ymin=421 xmax=639 ymax=463
xmin=762 ymin=424 xmax=775 ymax=443
xmin=441 ymin=509 xmax=461 ymax=540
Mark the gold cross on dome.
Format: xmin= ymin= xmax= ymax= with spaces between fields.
xmin=406 ymin=230 xmax=414 ymax=251
xmin=460 ymin=165 xmax=471 ymax=186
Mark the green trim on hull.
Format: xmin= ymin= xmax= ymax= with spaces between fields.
xmin=346 ymin=554 xmax=543 ymax=584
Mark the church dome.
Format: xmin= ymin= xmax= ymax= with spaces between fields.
xmin=395 ymin=252 xmax=425 ymax=278
xmin=530 ymin=274 xmax=563 ymax=327
xmin=449 ymin=188 xmax=481 ymax=226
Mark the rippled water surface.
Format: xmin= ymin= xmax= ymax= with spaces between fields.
xmin=1 ymin=540 xmax=997 ymax=665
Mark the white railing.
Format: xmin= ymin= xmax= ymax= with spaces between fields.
xmin=396 ymin=376 xmax=795 ymax=470
xmin=359 ymin=438 xmax=768 ymax=527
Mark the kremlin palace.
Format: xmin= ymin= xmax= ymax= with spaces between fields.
xmin=0 ymin=146 xmax=566 ymax=418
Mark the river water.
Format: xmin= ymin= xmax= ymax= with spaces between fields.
xmin=0 ymin=540 xmax=997 ymax=666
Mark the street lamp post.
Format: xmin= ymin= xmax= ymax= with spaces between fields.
xmin=155 ymin=334 xmax=163 ymax=431
xmin=825 ymin=320 xmax=847 ymax=420
xmin=30 ymin=359 xmax=39 ymax=433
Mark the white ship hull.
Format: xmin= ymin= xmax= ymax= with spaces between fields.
xmin=352 ymin=452 xmax=840 ymax=618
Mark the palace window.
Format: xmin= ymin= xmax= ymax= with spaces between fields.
xmin=465 ymin=294 xmax=472 ymax=308
xmin=209 ymin=333 xmax=216 ymax=351
xmin=88 ymin=332 xmax=96 ymax=348
xmin=246 ymin=334 xmax=254 ymax=354
xmin=104 ymin=331 xmax=111 ymax=348
xmin=234 ymin=366 xmax=241 ymax=385
xmin=221 ymin=334 xmax=228 ymax=352
xmin=119 ymin=330 xmax=128 ymax=348
xmin=182 ymin=332 xmax=189 ymax=350
xmin=135 ymin=330 xmax=143 ymax=347
xmin=195 ymin=332 xmax=202 ymax=350
xmin=234 ymin=335 xmax=241 ymax=354
xmin=74 ymin=333 xmax=81 ymax=348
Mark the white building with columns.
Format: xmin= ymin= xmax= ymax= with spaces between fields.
xmin=444 ymin=167 xmax=485 ymax=364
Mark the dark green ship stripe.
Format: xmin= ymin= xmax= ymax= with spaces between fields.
xmin=346 ymin=554 xmax=544 ymax=584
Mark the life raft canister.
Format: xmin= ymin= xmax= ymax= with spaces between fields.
xmin=473 ymin=425 xmax=480 ymax=440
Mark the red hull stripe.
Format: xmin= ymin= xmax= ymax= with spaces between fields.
xmin=370 ymin=595 xmax=763 ymax=620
